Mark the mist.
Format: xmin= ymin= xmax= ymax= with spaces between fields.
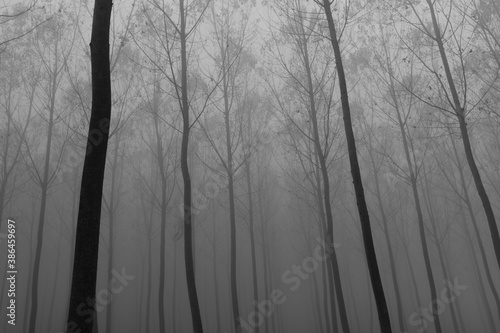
xmin=1 ymin=0 xmax=499 ymax=333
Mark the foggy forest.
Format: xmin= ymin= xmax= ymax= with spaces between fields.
xmin=0 ymin=0 xmax=500 ymax=332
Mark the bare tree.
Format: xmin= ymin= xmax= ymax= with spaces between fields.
xmin=317 ymin=0 xmax=392 ymax=331
xmin=23 ymin=14 xmax=76 ymax=333
xmin=404 ymin=0 xmax=500 ymax=273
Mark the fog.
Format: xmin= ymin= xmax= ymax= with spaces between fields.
xmin=1 ymin=0 xmax=500 ymax=333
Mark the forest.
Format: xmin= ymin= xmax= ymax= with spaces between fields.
xmin=0 ymin=0 xmax=499 ymax=332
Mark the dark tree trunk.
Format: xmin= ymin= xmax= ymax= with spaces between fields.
xmin=66 ymin=0 xmax=113 ymax=331
xmin=179 ymin=1 xmax=203 ymax=331
xmin=292 ymin=10 xmax=350 ymax=331
xmin=368 ymin=147 xmax=406 ymax=332
xmin=320 ymin=1 xmax=392 ymax=332
xmin=447 ymin=127 xmax=500 ymax=316
xmin=313 ymin=154 xmax=336 ymax=332
xmin=426 ymin=0 xmax=500 ymax=271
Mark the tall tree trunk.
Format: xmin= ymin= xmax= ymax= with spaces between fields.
xmin=152 ymin=76 xmax=169 ymax=333
xmin=65 ymin=167 xmax=80 ymax=328
xmin=212 ymin=206 xmax=221 ymax=333
xmin=29 ymin=38 xmax=59 ymax=333
xmin=366 ymin=261 xmax=374 ymax=333
xmin=380 ymin=17 xmax=442 ymax=331
xmin=105 ymin=136 xmax=120 ymax=333
xmin=347 ymin=265 xmax=361 ymax=333
xmin=313 ymin=153 xmax=336 ymax=332
xmin=447 ymin=124 xmax=500 ymax=317
xmin=409 ymin=163 xmax=442 ymax=333
xmin=22 ymin=198 xmax=36 ymax=333
xmin=139 ymin=182 xmax=154 ymax=333
xmin=310 ymin=257 xmax=325 ymax=333
xmin=179 ymin=1 xmax=203 ymax=331
xmin=146 ymin=217 xmax=152 ymax=333
xmin=158 ymin=167 xmax=167 ymax=333
xmin=426 ymin=0 xmax=500 ymax=271
xmin=172 ymin=240 xmax=178 ymax=333
xmin=458 ymin=205 xmax=497 ymax=332
xmin=47 ymin=218 xmax=63 ymax=331
xmin=137 ymin=250 xmax=145 ymax=333
xmin=320 ymin=1 xmax=391 ymax=331
xmin=422 ymin=172 xmax=461 ymax=333
xmin=217 ymin=35 xmax=241 ymax=332
xmin=368 ymin=146 xmax=406 ymax=332
xmin=401 ymin=233 xmax=426 ymax=333
xmin=66 ymin=0 xmax=113 ymax=330
xmin=245 ymin=157 xmax=259 ymax=333
xmin=443 ymin=250 xmax=467 ymax=332
xmin=258 ymin=188 xmax=271 ymax=333
xmin=295 ymin=13 xmax=351 ymax=332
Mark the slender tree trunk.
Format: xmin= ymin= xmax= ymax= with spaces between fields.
xmin=179 ymin=1 xmax=203 ymax=331
xmin=152 ymin=78 xmax=169 ymax=333
xmin=146 ymin=222 xmax=152 ymax=333
xmin=459 ymin=205 xmax=497 ymax=332
xmin=64 ymin=167 xmax=80 ymax=328
xmin=172 ymin=241 xmax=178 ymax=333
xmin=158 ymin=173 xmax=168 ymax=333
xmin=447 ymin=125 xmax=500 ymax=317
xmin=47 ymin=219 xmax=63 ymax=331
xmin=381 ymin=19 xmax=442 ymax=331
xmin=367 ymin=267 xmax=374 ymax=333
xmin=313 ymin=154 xmax=336 ymax=332
xmin=295 ymin=15 xmax=351 ymax=332
xmin=411 ymin=173 xmax=442 ymax=333
xmin=422 ymin=173 xmax=461 ymax=333
xmin=245 ymin=158 xmax=259 ymax=333
xmin=212 ymin=207 xmax=221 ymax=333
xmin=0 ymin=71 xmax=34 ymax=326
xmin=401 ymin=234 xmax=427 ymax=333
xmin=105 ymin=137 xmax=120 ymax=333
xmin=444 ymin=250 xmax=467 ymax=332
xmin=144 ymin=240 xmax=152 ymax=332
xmin=137 ymin=249 xmax=145 ymax=333
xmin=218 ymin=40 xmax=241 ymax=332
xmin=368 ymin=147 xmax=406 ymax=332
xmin=314 ymin=192 xmax=334 ymax=333
xmin=29 ymin=177 xmax=50 ymax=333
xmin=320 ymin=2 xmax=392 ymax=331
xmin=22 ymin=198 xmax=36 ymax=333
xmin=347 ymin=262 xmax=361 ymax=333
xmin=311 ymin=258 xmax=325 ymax=333
xmin=258 ymin=189 xmax=271 ymax=333
xmin=139 ymin=188 xmax=154 ymax=333
xmin=66 ymin=0 xmax=113 ymax=330
xmin=426 ymin=0 xmax=500 ymax=271
xmin=29 ymin=39 xmax=59 ymax=333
